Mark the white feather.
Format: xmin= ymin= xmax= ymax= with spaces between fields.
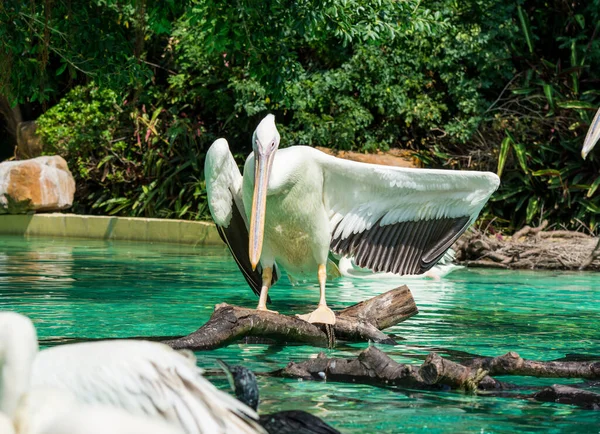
xmin=14 ymin=387 xmax=184 ymax=434
xmin=0 ymin=312 xmax=264 ymax=434
xmin=314 ymin=148 xmax=500 ymax=240
xmin=204 ymin=139 xmax=245 ymax=227
xmin=0 ymin=412 xmax=14 ymax=434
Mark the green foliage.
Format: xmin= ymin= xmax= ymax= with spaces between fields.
xmin=3 ymin=0 xmax=600 ymax=233
xmin=38 ymin=86 xmax=120 ymax=176
xmin=0 ymin=195 xmax=33 ymax=215
xmin=170 ymin=0 xmax=513 ymax=151
xmin=473 ymin=0 xmax=600 ymax=231
xmin=37 ymin=85 xmax=210 ymax=219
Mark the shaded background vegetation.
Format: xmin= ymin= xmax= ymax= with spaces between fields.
xmin=0 ymin=0 xmax=599 ymax=231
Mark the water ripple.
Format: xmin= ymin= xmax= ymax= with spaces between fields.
xmin=1 ymin=235 xmax=599 ymax=432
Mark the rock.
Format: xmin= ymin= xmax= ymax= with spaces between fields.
xmin=0 ymin=156 xmax=75 ymax=213
xmin=16 ymin=121 xmax=43 ymax=159
xmin=316 ymin=147 xmax=418 ymax=168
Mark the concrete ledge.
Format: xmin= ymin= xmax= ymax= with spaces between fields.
xmin=0 ymin=214 xmax=222 ymax=245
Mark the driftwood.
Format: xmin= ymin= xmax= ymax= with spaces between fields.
xmin=270 ymin=347 xmax=600 ymax=409
xmin=463 ymin=351 xmax=600 ymax=380
xmin=275 ymin=346 xmax=426 ymax=388
xmin=455 ymin=221 xmax=600 ymax=270
xmin=533 ymin=385 xmax=600 ymax=410
xmin=165 ymin=285 xmax=418 ymax=350
xmin=419 ymin=352 xmax=504 ymax=391
xmin=273 ymin=347 xmax=506 ymax=391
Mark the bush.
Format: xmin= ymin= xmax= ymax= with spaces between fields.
xmin=20 ymin=0 xmax=600 ymax=231
xmin=37 ymin=84 xmax=210 ymax=220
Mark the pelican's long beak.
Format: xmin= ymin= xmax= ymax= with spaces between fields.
xmin=582 ymin=108 xmax=600 ymax=159
xmin=249 ymin=150 xmax=275 ymax=270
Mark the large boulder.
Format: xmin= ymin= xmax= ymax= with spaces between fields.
xmin=0 ymin=156 xmax=75 ymax=213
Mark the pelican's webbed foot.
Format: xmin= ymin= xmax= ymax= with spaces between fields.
xmin=256 ymin=306 xmax=279 ymax=314
xmin=297 ymin=304 xmax=336 ymax=325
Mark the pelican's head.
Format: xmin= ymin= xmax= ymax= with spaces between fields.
xmin=249 ymin=114 xmax=280 ymax=270
xmin=252 ymin=114 xmax=280 ymax=157
xmin=0 ymin=312 xmax=39 ymax=417
xmin=582 ymin=108 xmax=600 ymax=159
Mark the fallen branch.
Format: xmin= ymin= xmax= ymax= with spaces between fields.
xmin=512 ymin=220 xmax=549 ymax=241
xmin=463 ymin=351 xmax=600 ymax=379
xmin=533 ymin=385 xmax=600 ymax=410
xmin=456 ymin=223 xmax=600 ymax=270
xmin=164 ymin=285 xmax=418 ymax=350
xmin=269 ymin=348 xmax=600 ymax=410
xmin=274 ymin=346 xmax=426 ymax=388
xmin=419 ymin=352 xmax=503 ymax=391
xmin=272 ymin=347 xmax=507 ymax=391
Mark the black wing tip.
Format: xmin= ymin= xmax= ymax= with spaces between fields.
xmin=331 ymin=216 xmax=470 ymax=276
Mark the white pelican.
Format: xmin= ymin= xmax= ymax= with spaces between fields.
xmin=205 ymin=114 xmax=500 ymax=325
xmin=14 ymin=388 xmax=185 ymax=434
xmin=0 ymin=312 xmax=264 ymax=434
xmin=581 ymin=107 xmax=600 ymax=159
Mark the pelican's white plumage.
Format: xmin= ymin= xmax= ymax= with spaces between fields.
xmin=0 ymin=412 xmax=14 ymax=434
xmin=205 ymin=138 xmax=245 ymax=227
xmin=14 ymin=388 xmax=185 ymax=434
xmin=582 ymin=107 xmax=600 ymax=159
xmin=0 ymin=312 xmax=263 ymax=434
xmin=206 ymin=115 xmax=500 ymax=324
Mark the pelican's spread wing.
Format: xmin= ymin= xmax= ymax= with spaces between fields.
xmin=205 ymin=139 xmax=277 ymax=299
xmin=31 ymin=340 xmax=264 ymax=434
xmin=316 ymin=150 xmax=499 ymax=275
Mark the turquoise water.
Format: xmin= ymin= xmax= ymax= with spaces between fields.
xmin=0 ymin=235 xmax=599 ymax=433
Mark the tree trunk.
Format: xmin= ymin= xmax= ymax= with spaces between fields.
xmin=0 ymin=95 xmax=22 ymax=138
xmin=0 ymin=95 xmax=22 ymax=160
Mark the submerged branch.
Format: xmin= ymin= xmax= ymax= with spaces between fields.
xmin=463 ymin=351 xmax=600 ymax=380
xmin=269 ymin=348 xmax=600 ymax=410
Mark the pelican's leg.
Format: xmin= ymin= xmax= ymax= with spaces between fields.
xmin=297 ymin=264 xmax=336 ymax=325
xmin=256 ymin=266 xmax=278 ymax=314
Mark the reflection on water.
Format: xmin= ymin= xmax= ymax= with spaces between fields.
xmin=0 ymin=235 xmax=599 ymax=432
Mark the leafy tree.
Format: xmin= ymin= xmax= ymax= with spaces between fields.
xmin=4 ymin=0 xmax=600 ymax=232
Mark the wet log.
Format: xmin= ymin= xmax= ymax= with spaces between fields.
xmin=272 ymin=347 xmax=500 ymax=391
xmin=274 ymin=346 xmax=425 ymax=388
xmin=164 ymin=285 xmax=418 ymax=350
xmin=270 ymin=348 xmax=600 ymax=410
xmin=463 ymin=351 xmax=600 ymax=380
xmin=533 ymin=385 xmax=600 ymax=410
xmin=419 ymin=352 xmax=502 ymax=391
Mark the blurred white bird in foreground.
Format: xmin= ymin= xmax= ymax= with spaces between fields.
xmin=0 ymin=412 xmax=15 ymax=434
xmin=13 ymin=388 xmax=184 ymax=434
xmin=0 ymin=312 xmax=264 ymax=434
